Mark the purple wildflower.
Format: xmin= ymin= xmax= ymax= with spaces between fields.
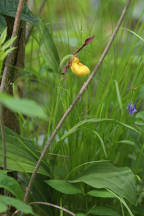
xmin=126 ymin=103 xmax=137 ymax=114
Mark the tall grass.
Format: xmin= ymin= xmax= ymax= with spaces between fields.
xmin=11 ymin=0 xmax=144 ymax=215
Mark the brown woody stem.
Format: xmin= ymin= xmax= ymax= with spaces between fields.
xmin=0 ymin=0 xmax=25 ymax=171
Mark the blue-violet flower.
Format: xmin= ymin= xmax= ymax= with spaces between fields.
xmin=126 ymin=103 xmax=137 ymax=114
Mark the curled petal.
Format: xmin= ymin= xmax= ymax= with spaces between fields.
xmin=74 ymin=36 xmax=95 ymax=55
xmin=84 ymin=36 xmax=95 ymax=45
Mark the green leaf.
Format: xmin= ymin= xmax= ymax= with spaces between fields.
xmin=0 ymin=174 xmax=24 ymax=200
xmin=139 ymin=85 xmax=144 ymax=99
xmin=0 ymin=201 xmax=7 ymax=213
xmin=0 ymin=170 xmax=8 ymax=175
xmin=75 ymin=214 xmax=87 ymax=216
xmin=0 ymin=93 xmax=47 ymax=120
xmin=136 ymin=111 xmax=144 ymax=121
xmin=0 ymin=27 xmax=7 ymax=45
xmin=40 ymin=21 xmax=60 ymax=73
xmin=1 ymin=35 xmax=16 ymax=50
xmin=87 ymin=189 xmax=116 ymax=198
xmin=0 ymin=15 xmax=7 ymax=33
xmin=114 ymin=80 xmax=123 ymax=113
xmin=93 ymin=130 xmax=107 ymax=158
xmin=0 ymin=196 xmax=34 ymax=214
xmin=45 ymin=179 xmax=82 ymax=195
xmin=107 ymin=190 xmax=134 ymax=216
xmin=0 ymin=0 xmax=38 ymax=25
xmin=117 ymin=140 xmax=136 ymax=147
xmin=0 ymin=127 xmax=50 ymax=176
xmin=58 ymin=118 xmax=139 ymax=142
xmin=88 ymin=207 xmax=120 ymax=216
xmin=70 ymin=162 xmax=136 ymax=205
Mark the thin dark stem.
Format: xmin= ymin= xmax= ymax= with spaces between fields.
xmin=0 ymin=0 xmax=25 ymax=172
xmin=12 ymin=201 xmax=75 ymax=216
xmin=26 ymin=0 xmax=46 ymax=43
xmin=30 ymin=202 xmax=75 ymax=216
xmin=24 ymin=0 xmax=131 ymax=203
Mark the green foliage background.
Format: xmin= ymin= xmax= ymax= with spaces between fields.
xmin=1 ymin=0 xmax=144 ymax=215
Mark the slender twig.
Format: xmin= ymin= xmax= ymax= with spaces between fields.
xmin=26 ymin=0 xmax=46 ymax=43
xmin=0 ymin=0 xmax=25 ymax=171
xmin=12 ymin=201 xmax=75 ymax=216
xmin=24 ymin=0 xmax=131 ymax=203
xmin=30 ymin=202 xmax=75 ymax=216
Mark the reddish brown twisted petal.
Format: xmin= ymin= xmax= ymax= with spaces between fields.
xmin=84 ymin=36 xmax=95 ymax=45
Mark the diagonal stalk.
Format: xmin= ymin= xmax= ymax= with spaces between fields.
xmin=24 ymin=0 xmax=131 ymax=203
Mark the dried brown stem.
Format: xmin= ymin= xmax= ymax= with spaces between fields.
xmin=24 ymin=0 xmax=131 ymax=203
xmin=30 ymin=202 xmax=75 ymax=216
xmin=0 ymin=0 xmax=25 ymax=171
xmin=0 ymin=0 xmax=25 ymax=92
xmin=12 ymin=201 xmax=75 ymax=216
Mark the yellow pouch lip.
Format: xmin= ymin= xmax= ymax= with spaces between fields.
xmin=70 ymin=57 xmax=90 ymax=76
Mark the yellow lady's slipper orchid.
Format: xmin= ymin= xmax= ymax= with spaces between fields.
xmin=70 ymin=57 xmax=90 ymax=76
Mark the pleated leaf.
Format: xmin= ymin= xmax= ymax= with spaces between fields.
xmin=0 ymin=196 xmax=34 ymax=214
xmin=70 ymin=162 xmax=136 ymax=205
xmin=0 ymin=173 xmax=24 ymax=200
xmin=89 ymin=207 xmax=120 ymax=216
xmin=0 ymin=93 xmax=47 ymax=120
xmin=0 ymin=127 xmax=50 ymax=176
xmin=45 ymin=179 xmax=82 ymax=195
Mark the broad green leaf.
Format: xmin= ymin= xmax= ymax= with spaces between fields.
xmin=70 ymin=162 xmax=136 ymax=205
xmin=0 ymin=127 xmax=50 ymax=176
xmin=45 ymin=179 xmax=82 ymax=195
xmin=88 ymin=207 xmax=120 ymax=216
xmin=0 ymin=0 xmax=38 ymax=25
xmin=0 ymin=93 xmax=47 ymax=120
xmin=87 ymin=189 xmax=116 ymax=198
xmin=0 ymin=201 xmax=7 ymax=213
xmin=0 ymin=174 xmax=24 ymax=200
xmin=0 ymin=196 xmax=34 ymax=214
